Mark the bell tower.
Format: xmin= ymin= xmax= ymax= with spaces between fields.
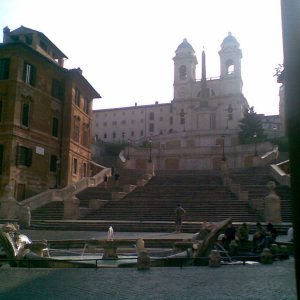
xmin=219 ymin=32 xmax=242 ymax=78
xmin=173 ymin=38 xmax=198 ymax=99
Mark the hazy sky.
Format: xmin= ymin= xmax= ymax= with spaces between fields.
xmin=1 ymin=0 xmax=283 ymax=115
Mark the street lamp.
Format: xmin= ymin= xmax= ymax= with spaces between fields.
xmin=127 ymin=138 xmax=131 ymax=160
xmin=148 ymin=137 xmax=152 ymax=163
xmin=221 ymin=134 xmax=226 ymax=161
xmin=272 ymin=125 xmax=277 ymax=148
xmin=253 ymin=132 xmax=258 ymax=156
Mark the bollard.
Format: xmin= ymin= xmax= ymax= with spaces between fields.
xmin=261 ymin=248 xmax=273 ymax=264
xmin=270 ymin=244 xmax=279 ymax=259
xmin=208 ymin=249 xmax=221 ymax=267
xmin=137 ymin=250 xmax=150 ymax=270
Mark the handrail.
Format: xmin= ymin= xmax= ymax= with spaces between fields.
xmin=18 ymin=167 xmax=111 ymax=211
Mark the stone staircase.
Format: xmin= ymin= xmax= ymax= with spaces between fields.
xmin=31 ymin=169 xmax=291 ymax=233
xmin=229 ymin=166 xmax=292 ymax=222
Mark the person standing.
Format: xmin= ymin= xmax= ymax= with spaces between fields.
xmin=175 ymin=204 xmax=186 ymax=233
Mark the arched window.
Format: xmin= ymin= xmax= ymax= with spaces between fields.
xmin=179 ymin=65 xmax=187 ymax=80
xmin=226 ymin=59 xmax=235 ymax=75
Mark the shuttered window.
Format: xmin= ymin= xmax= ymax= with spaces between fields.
xmin=16 ymin=146 xmax=32 ymax=167
xmin=23 ymin=61 xmax=36 ymax=86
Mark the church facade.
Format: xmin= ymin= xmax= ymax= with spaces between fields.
xmin=93 ymin=33 xmax=247 ymax=143
xmin=93 ymin=33 xmax=271 ymax=170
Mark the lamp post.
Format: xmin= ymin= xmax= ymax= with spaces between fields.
xmin=272 ymin=125 xmax=277 ymax=149
xmin=127 ymin=138 xmax=131 ymax=160
xmin=221 ymin=134 xmax=226 ymax=161
xmin=253 ymin=132 xmax=258 ymax=156
xmin=148 ymin=137 xmax=152 ymax=163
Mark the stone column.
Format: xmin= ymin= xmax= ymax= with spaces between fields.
xmin=264 ymin=181 xmax=282 ymax=223
xmin=0 ymin=184 xmax=19 ymax=219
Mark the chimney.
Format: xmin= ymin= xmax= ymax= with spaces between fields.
xmin=3 ymin=26 xmax=10 ymax=43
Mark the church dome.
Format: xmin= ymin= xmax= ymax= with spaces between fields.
xmin=175 ymin=38 xmax=195 ymax=55
xmin=221 ymin=32 xmax=240 ymax=49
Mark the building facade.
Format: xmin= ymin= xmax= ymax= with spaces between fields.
xmin=93 ymin=33 xmax=248 ymax=148
xmin=0 ymin=26 xmax=100 ymax=200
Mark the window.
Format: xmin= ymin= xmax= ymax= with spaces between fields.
xmin=52 ymin=117 xmax=59 ymax=137
xmin=73 ymin=158 xmax=78 ymax=175
xmin=0 ymin=144 xmax=3 ymax=174
xmin=23 ymin=62 xmax=36 ymax=86
xmin=227 ymin=104 xmax=233 ymax=121
xmin=140 ymin=130 xmax=144 ymax=136
xmin=149 ymin=112 xmax=154 ymax=120
xmin=226 ymin=59 xmax=235 ymax=75
xmin=25 ymin=34 xmax=32 ymax=45
xmin=21 ymin=102 xmax=30 ymax=127
xmin=103 ymin=122 xmax=107 ymax=126
xmin=16 ymin=146 xmax=32 ymax=167
xmin=39 ymin=40 xmax=48 ymax=52
xmin=179 ymin=65 xmax=187 ymax=80
xmin=75 ymin=88 xmax=80 ymax=106
xmin=51 ymin=79 xmax=65 ymax=101
xmin=112 ymin=121 xmax=117 ymax=126
xmin=180 ymin=109 xmax=185 ymax=125
xmin=112 ymin=132 xmax=116 ymax=139
xmin=73 ymin=123 xmax=80 ymax=142
xmin=121 ymin=120 xmax=126 ymax=125
xmin=131 ymin=131 xmax=134 ymax=137
xmin=50 ymin=155 xmax=58 ymax=172
xmin=83 ymin=98 xmax=89 ymax=113
xmin=169 ymin=116 xmax=173 ymax=125
xmin=82 ymin=125 xmax=89 ymax=147
xmin=104 ymin=133 xmax=107 ymax=139
xmin=149 ymin=123 xmax=154 ymax=132
xmin=160 ymin=117 xmax=163 ymax=122
xmin=0 ymin=58 xmax=10 ymax=80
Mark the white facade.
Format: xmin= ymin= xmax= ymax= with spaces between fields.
xmin=93 ymin=33 xmax=248 ymax=148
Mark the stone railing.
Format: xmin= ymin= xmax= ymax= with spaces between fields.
xmin=220 ymin=162 xmax=248 ymax=201
xmin=255 ymin=148 xmax=279 ymax=167
xmin=18 ymin=167 xmax=111 ymax=210
xmin=270 ymin=162 xmax=290 ymax=187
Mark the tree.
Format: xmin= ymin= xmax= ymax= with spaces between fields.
xmin=274 ymin=64 xmax=284 ymax=83
xmin=238 ymin=106 xmax=266 ymax=144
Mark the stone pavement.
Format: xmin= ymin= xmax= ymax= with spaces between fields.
xmin=0 ymin=229 xmax=296 ymax=300
xmin=0 ymin=258 xmax=296 ymax=299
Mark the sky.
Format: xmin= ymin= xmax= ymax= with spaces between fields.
xmin=0 ymin=0 xmax=283 ymax=115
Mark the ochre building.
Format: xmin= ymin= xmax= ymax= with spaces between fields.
xmin=0 ymin=26 xmax=100 ymax=200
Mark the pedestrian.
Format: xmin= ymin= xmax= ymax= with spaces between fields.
xmin=252 ymin=222 xmax=266 ymax=252
xmin=237 ymin=222 xmax=249 ymax=243
xmin=175 ymin=203 xmax=186 ymax=233
xmin=222 ymin=221 xmax=236 ymax=249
